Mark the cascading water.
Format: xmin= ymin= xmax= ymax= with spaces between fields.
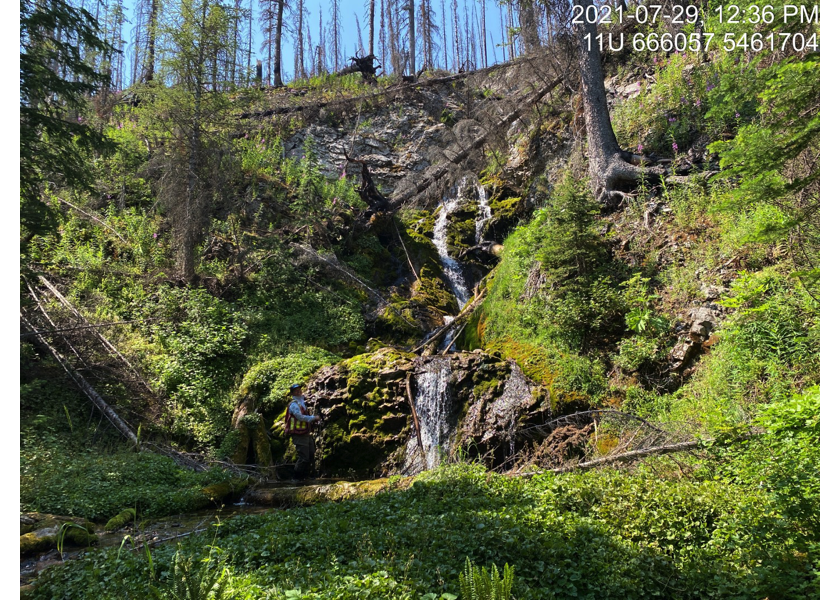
xmin=402 ymin=177 xmax=493 ymax=474
xmin=431 ymin=177 xmax=491 ymax=351
xmin=431 ymin=191 xmax=471 ymax=310
xmin=475 ymin=183 xmax=492 ymax=245
xmin=403 ymin=357 xmax=455 ymax=474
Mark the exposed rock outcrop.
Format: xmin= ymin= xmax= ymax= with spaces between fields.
xmin=295 ymin=347 xmax=552 ymax=478
xmin=669 ymin=305 xmax=723 ymax=372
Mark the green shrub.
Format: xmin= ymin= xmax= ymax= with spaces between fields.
xmin=20 ymin=448 xmax=237 ymax=521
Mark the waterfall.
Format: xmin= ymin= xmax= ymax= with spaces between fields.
xmin=403 ymin=357 xmax=455 ymax=475
xmin=431 ymin=191 xmax=470 ymax=310
xmin=475 ymin=182 xmax=492 ymax=244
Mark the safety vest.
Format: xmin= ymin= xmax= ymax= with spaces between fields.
xmin=284 ymin=400 xmax=311 ymax=436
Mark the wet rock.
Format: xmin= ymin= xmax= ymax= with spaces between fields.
xmin=456 ymin=362 xmax=552 ymax=468
xmin=20 ymin=513 xmax=97 ymax=556
xmin=301 ymin=348 xmax=550 ymax=477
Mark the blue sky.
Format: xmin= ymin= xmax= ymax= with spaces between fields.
xmin=118 ymin=0 xmax=513 ymax=87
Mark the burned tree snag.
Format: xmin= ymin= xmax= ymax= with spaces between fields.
xmin=337 ymin=53 xmax=381 ymax=83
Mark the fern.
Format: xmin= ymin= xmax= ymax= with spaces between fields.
xmin=458 ymin=557 xmax=514 ymax=600
xmin=151 ymin=550 xmax=231 ymax=600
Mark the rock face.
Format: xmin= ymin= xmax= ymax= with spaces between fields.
xmin=456 ymin=361 xmax=552 ymax=469
xmin=669 ymin=305 xmax=723 ymax=372
xmin=300 ymin=347 xmax=552 ymax=478
xmin=284 ymin=94 xmax=451 ymax=197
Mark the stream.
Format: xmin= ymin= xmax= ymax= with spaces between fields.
xmin=402 ymin=176 xmax=490 ymax=475
xmin=20 ymin=480 xmax=340 ymax=587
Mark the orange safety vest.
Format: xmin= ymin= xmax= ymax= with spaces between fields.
xmin=284 ymin=400 xmax=312 ymax=436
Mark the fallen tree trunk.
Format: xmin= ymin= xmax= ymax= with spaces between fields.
xmin=410 ymin=287 xmax=486 ymax=354
xmin=513 ymin=433 xmax=757 ymax=478
xmin=243 ymin=477 xmax=414 ymax=507
xmin=21 ymin=313 xmax=138 ymax=445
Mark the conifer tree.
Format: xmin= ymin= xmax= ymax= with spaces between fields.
xmin=20 ymin=0 xmax=114 ymax=240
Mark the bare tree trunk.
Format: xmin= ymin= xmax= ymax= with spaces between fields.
xmin=368 ymin=0 xmax=375 ymax=55
xmin=481 ymin=0 xmax=487 ymax=68
xmin=507 ymin=2 xmax=516 ymax=59
xmin=440 ymin=0 xmax=447 ymax=70
xmin=499 ymin=3 xmax=506 ymax=62
xmin=143 ymin=0 xmax=157 ymax=81
xmin=379 ymin=0 xmax=388 ymax=74
xmin=247 ymin=0 xmax=253 ymax=81
xmin=296 ymin=0 xmax=305 ymax=79
xmin=274 ymin=0 xmax=284 ymax=85
xmin=519 ymin=0 xmax=540 ymax=53
xmin=331 ymin=0 xmax=339 ymax=71
xmin=408 ymin=0 xmax=415 ymax=76
xmin=452 ymin=0 xmax=460 ymax=70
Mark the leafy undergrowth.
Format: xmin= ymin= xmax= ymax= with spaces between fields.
xmin=20 ymin=447 xmax=237 ymax=522
xmin=20 ymin=350 xmax=240 ymax=523
xmin=30 ymin=387 xmax=818 ymax=599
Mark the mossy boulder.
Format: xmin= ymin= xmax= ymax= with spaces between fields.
xmin=304 ymin=347 xmax=553 ymax=477
xmin=308 ymin=347 xmax=418 ymax=478
xmin=201 ymin=477 xmax=249 ymax=504
xmin=104 ymin=508 xmax=136 ymax=532
xmin=20 ymin=513 xmax=97 ymax=556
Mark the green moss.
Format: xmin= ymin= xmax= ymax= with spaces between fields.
xmin=20 ymin=517 xmax=97 ymax=555
xmin=201 ymin=478 xmax=249 ymax=503
xmin=104 ymin=508 xmax=136 ymax=532
xmin=235 ymin=348 xmax=340 ymax=416
xmin=341 ymin=233 xmax=396 ymax=286
xmin=488 ymin=196 xmax=524 ymax=222
xmin=414 ymin=265 xmax=458 ymax=314
xmin=446 ymin=202 xmax=478 ymax=252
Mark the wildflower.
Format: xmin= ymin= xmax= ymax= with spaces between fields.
xmin=735 ymin=112 xmax=740 ymax=118
xmin=668 ymin=117 xmax=677 ymax=123
xmin=153 ymin=233 xmax=158 ymax=239
xmin=680 ymin=96 xmax=687 ymax=104
xmin=637 ymin=143 xmax=644 ymax=154
xmin=706 ymin=83 xmax=714 ymax=92
xmin=245 ymin=133 xmax=249 ymax=139
xmin=695 ymin=99 xmax=701 ymax=107
xmin=339 ymin=169 xmax=346 ymax=180
xmin=672 ymin=142 xmax=678 ymax=152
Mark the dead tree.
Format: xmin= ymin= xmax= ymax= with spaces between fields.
xmin=337 ymin=53 xmax=381 ymax=83
xmin=273 ymin=0 xmax=285 ymax=86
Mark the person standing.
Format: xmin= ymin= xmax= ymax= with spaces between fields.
xmin=285 ymin=383 xmax=321 ymax=481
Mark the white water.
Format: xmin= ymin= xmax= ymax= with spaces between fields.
xmin=431 ymin=191 xmax=471 ymax=310
xmin=404 ymin=357 xmax=455 ymax=474
xmin=475 ymin=182 xmax=492 ymax=244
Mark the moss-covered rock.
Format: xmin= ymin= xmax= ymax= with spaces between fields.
xmin=201 ymin=477 xmax=249 ymax=503
xmin=20 ymin=513 xmax=97 ymax=556
xmin=303 ymin=347 xmax=553 ymax=477
xmin=104 ymin=508 xmax=136 ymax=532
xmin=308 ymin=347 xmax=418 ymax=478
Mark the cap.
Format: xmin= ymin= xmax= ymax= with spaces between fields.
xmin=290 ymin=383 xmax=302 ymax=391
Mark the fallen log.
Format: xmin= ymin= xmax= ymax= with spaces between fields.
xmin=243 ymin=477 xmax=414 ymax=508
xmin=512 ymin=433 xmax=758 ymax=478
xmin=410 ymin=287 xmax=486 ymax=354
xmin=21 ymin=312 xmax=138 ymax=445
